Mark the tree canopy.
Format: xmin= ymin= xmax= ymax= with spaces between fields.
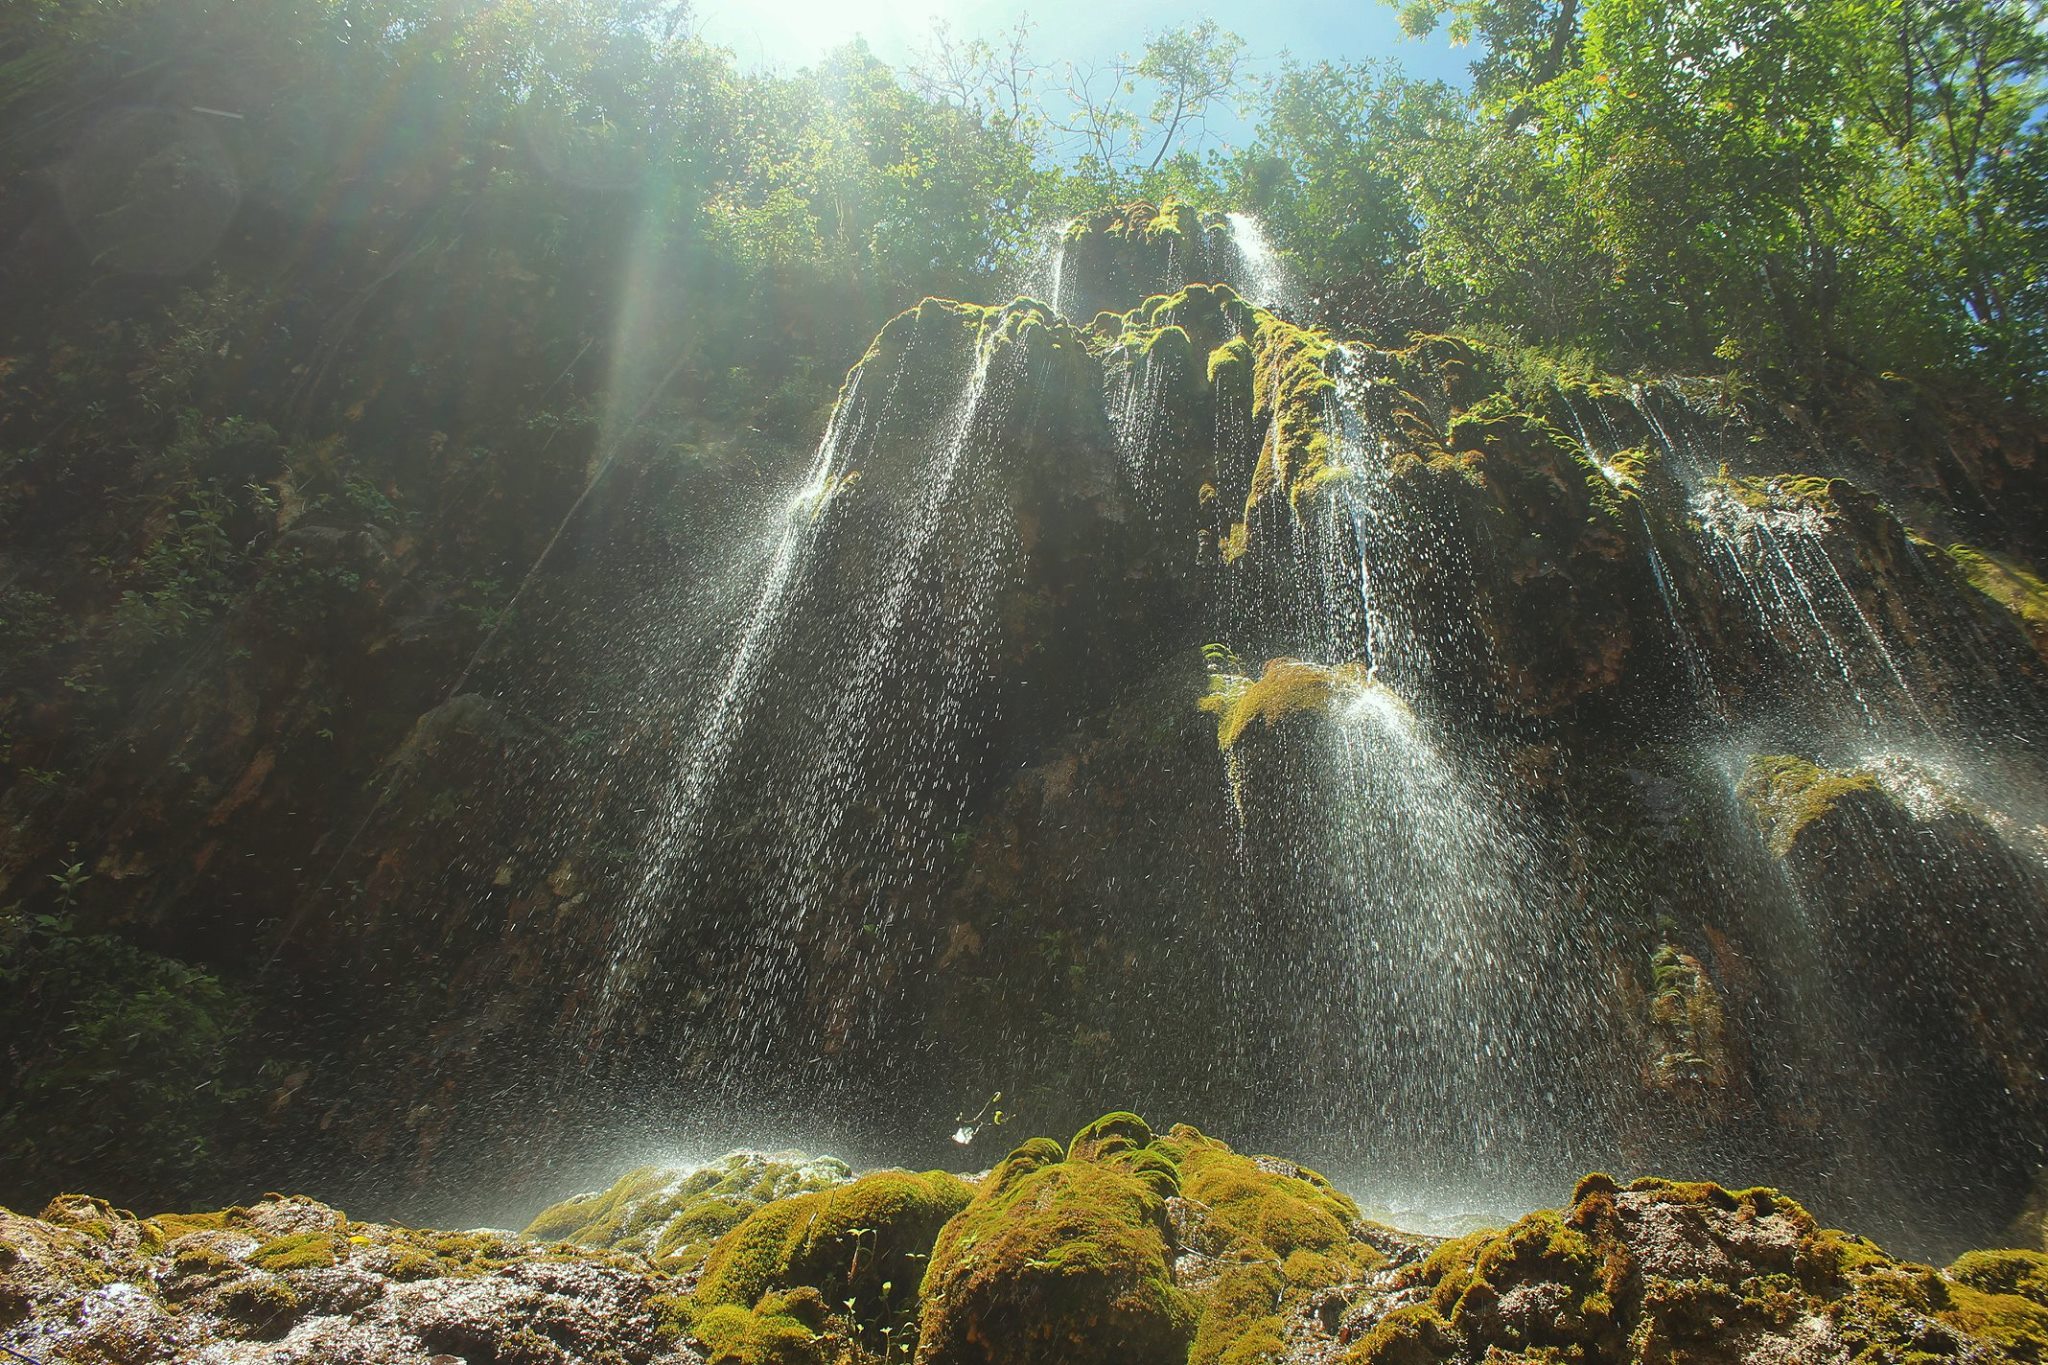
xmin=2 ymin=0 xmax=2044 ymax=406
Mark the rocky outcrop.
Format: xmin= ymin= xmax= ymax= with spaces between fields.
xmin=1336 ymin=1173 xmax=2048 ymax=1364
xmin=7 ymin=1118 xmax=2048 ymax=1365
xmin=0 ymin=1191 xmax=700 ymax=1364
xmin=1737 ymin=752 xmax=2048 ymax=1207
xmin=1052 ymin=202 xmax=1239 ymax=324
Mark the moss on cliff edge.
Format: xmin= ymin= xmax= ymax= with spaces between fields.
xmin=1946 ymin=543 xmax=2048 ymax=655
xmin=1200 ymin=657 xmax=1398 ymax=752
xmin=1735 ymin=753 xmax=1883 ymax=857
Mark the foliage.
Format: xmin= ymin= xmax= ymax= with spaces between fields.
xmin=0 ymin=900 xmax=258 ymax=1207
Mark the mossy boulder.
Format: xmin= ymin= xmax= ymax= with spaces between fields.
xmin=916 ymin=1120 xmax=1196 ymax=1365
xmin=695 ymin=1286 xmax=836 ymax=1365
xmin=1157 ymin=1125 xmax=1393 ymax=1365
xmin=916 ymin=1115 xmax=1397 ymax=1365
xmin=1338 ymin=1174 xmax=2048 ymax=1363
xmin=696 ymin=1168 xmax=973 ymax=1329
xmin=523 ymin=1150 xmax=852 ymax=1272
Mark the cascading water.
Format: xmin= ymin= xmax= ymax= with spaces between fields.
xmin=411 ymin=200 xmax=2048 ymax=1255
xmin=585 ymin=298 xmax=1113 ymax=1090
xmin=598 ymin=375 xmax=866 ymax=1017
xmin=1188 ymin=316 xmax=1628 ymax=1215
xmin=1223 ymin=211 xmax=1297 ymax=314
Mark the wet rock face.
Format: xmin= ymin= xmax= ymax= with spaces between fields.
xmin=1052 ymin=202 xmax=1238 ymax=324
xmin=8 ymin=190 xmax=2048 ymax=1254
xmin=1737 ymin=752 xmax=2048 ymax=1197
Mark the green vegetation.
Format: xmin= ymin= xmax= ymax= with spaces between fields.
xmin=1200 ymin=657 xmax=1388 ymax=751
xmin=1645 ymin=944 xmax=1731 ymax=1091
xmin=1946 ymin=544 xmax=2048 ymax=654
xmin=694 ymin=1288 xmax=834 ymax=1365
xmin=917 ymin=1119 xmax=1196 ymax=1365
xmin=0 ymin=904 xmax=259 ymax=1207
xmin=695 ymin=1169 xmax=972 ymax=1328
xmin=523 ymin=1151 xmax=855 ymax=1273
xmin=1735 ymin=754 xmax=1884 ymax=856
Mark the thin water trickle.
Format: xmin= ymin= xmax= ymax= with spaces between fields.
xmin=1224 ymin=212 xmax=1294 ymax=313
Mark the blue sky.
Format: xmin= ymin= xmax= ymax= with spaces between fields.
xmin=693 ymin=1 xmax=1476 ymax=152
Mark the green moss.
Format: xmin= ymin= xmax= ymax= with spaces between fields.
xmin=653 ymin=1195 xmax=757 ymax=1270
xmin=1198 ymin=657 xmax=1388 ymax=752
xmin=1946 ymin=544 xmax=2048 ymax=651
xmin=1708 ymin=469 xmax=1843 ymax=514
xmin=524 ymin=1164 xmax=675 ymax=1243
xmin=1191 ymin=1263 xmax=1286 ymax=1365
xmin=919 ymin=1122 xmax=1196 ymax=1365
xmin=1341 ymin=1301 xmax=1461 ymax=1364
xmin=1646 ymin=945 xmax=1731 ymax=1091
xmin=1170 ymin=1132 xmax=1377 ymax=1278
xmin=1156 ymin=1124 xmax=1391 ymax=1365
xmin=522 ymin=1152 xmax=852 ymax=1266
xmin=1948 ymin=1249 xmax=2048 ymax=1304
xmin=695 ymin=1288 xmax=831 ymax=1365
xmin=1141 ymin=324 xmax=1194 ymax=364
xmin=217 ymin=1277 xmax=303 ymax=1336
xmin=1068 ymin=1111 xmax=1156 ymax=1162
xmin=695 ymin=1169 xmax=972 ymax=1327
xmin=1736 ymin=753 xmax=1883 ymax=856
xmin=1208 ymin=337 xmax=1252 ymax=388
xmin=1244 ymin=311 xmax=1341 ymax=516
xmin=1940 ymin=1279 xmax=2048 ymax=1359
xmin=383 ymin=1247 xmax=441 ymax=1281
xmin=245 ymin=1230 xmax=342 ymax=1272
xmin=148 ymin=1210 xmax=234 ymax=1244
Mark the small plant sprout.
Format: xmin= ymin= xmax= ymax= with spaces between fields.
xmin=952 ymin=1091 xmax=1007 ymax=1145
xmin=48 ymin=860 xmax=89 ymax=908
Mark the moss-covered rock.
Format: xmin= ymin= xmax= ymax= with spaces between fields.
xmin=1052 ymin=200 xmax=1237 ymax=321
xmin=1947 ymin=542 xmax=2048 ymax=660
xmin=695 ymin=1286 xmax=837 ymax=1365
xmin=1735 ymin=753 xmax=1884 ymax=857
xmin=1644 ymin=943 xmax=1735 ymax=1094
xmin=523 ymin=1150 xmax=853 ymax=1272
xmin=696 ymin=1168 xmax=973 ymax=1330
xmin=1158 ymin=1125 xmax=1395 ymax=1364
xmin=1337 ymin=1174 xmax=2048 ymax=1364
xmin=916 ymin=1120 xmax=1196 ymax=1365
xmin=0 ymin=1191 xmax=697 ymax=1362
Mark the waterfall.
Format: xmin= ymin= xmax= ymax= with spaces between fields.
xmin=592 ymin=305 xmax=1045 ymax=1068
xmin=544 ymin=205 xmax=2047 ymax=1250
xmin=1224 ymin=212 xmax=1296 ymax=314
xmin=597 ymin=375 xmax=867 ymax=1018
